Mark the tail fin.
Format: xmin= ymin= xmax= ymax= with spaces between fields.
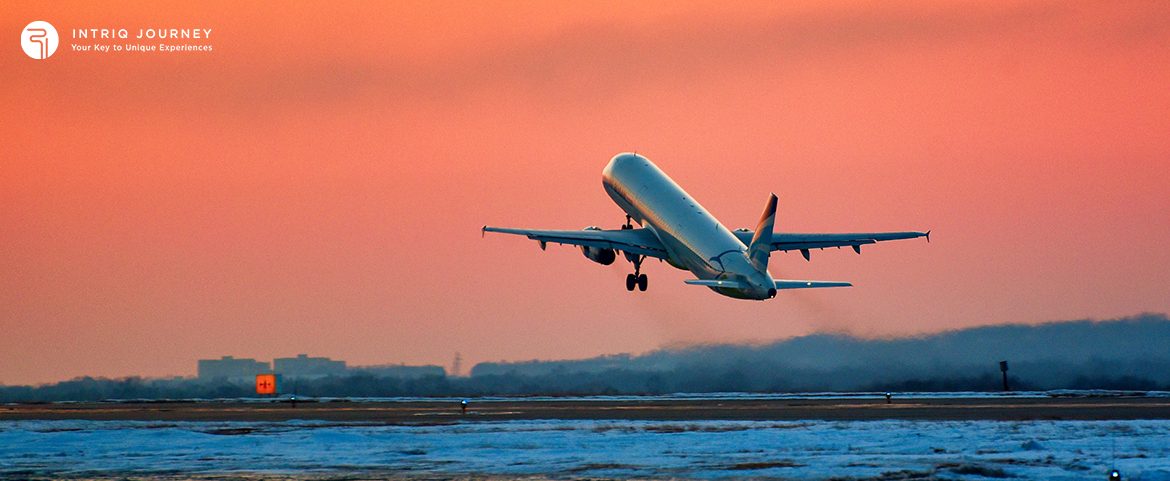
xmin=747 ymin=193 xmax=778 ymax=269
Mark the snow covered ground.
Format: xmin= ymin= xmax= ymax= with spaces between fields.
xmin=2 ymin=418 xmax=1168 ymax=480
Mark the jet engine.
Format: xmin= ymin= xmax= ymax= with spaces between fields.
xmin=580 ymin=226 xmax=616 ymax=265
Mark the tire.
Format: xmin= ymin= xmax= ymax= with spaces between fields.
xmin=637 ymin=274 xmax=648 ymax=291
xmin=626 ymin=273 xmax=636 ymax=291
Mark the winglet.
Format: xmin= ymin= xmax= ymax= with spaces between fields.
xmin=925 ymin=230 xmax=931 ymax=243
xmin=481 ymin=225 xmax=487 ymax=238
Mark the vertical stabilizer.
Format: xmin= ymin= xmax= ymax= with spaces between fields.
xmin=748 ymin=193 xmax=778 ymax=269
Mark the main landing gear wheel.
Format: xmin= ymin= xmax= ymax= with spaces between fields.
xmin=626 ymin=254 xmax=647 ymax=292
xmin=625 ymin=273 xmax=648 ymax=292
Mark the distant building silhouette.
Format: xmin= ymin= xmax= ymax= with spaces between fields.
xmin=350 ymin=364 xmax=446 ymax=379
xmin=196 ymin=353 xmax=446 ymax=384
xmin=197 ymin=356 xmax=271 ymax=383
xmin=274 ymin=354 xmax=346 ymax=379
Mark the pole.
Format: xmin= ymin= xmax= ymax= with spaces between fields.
xmin=999 ymin=361 xmax=1010 ymax=391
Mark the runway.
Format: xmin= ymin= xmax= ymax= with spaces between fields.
xmin=4 ymin=395 xmax=1169 ymax=422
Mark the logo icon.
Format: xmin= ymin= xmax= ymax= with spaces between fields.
xmin=21 ymin=21 xmax=59 ymax=60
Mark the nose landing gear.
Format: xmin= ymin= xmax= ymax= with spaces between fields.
xmin=620 ymin=214 xmax=634 ymax=230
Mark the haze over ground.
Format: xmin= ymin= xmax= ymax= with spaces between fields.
xmin=3 ymin=1 xmax=1169 ymax=384
xmin=5 ymin=314 xmax=1166 ymax=400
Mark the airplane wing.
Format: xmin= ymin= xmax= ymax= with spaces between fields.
xmin=732 ymin=230 xmax=929 ymax=260
xmin=482 ymin=226 xmax=670 ymax=259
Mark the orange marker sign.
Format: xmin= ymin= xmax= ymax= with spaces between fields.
xmin=255 ymin=373 xmax=277 ymax=395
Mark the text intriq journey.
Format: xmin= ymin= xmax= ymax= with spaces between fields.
xmin=66 ymin=26 xmax=215 ymax=55
xmin=73 ymin=28 xmax=212 ymax=40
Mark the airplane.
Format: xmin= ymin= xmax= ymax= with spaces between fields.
xmin=482 ymin=153 xmax=928 ymax=300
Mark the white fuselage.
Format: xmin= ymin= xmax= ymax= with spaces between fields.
xmin=602 ymin=153 xmax=776 ymax=299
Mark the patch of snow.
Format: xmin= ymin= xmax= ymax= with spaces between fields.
xmin=1 ymin=419 xmax=1169 ymax=480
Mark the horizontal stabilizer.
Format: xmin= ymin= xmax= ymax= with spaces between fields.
xmin=775 ymin=279 xmax=852 ymax=290
xmin=684 ymin=279 xmax=748 ymax=289
xmin=686 ymin=278 xmax=851 ymax=290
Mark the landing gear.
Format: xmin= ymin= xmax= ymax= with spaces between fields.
xmin=625 ymin=255 xmax=648 ymax=292
xmin=621 ymin=214 xmax=633 ymax=230
xmin=620 ymin=215 xmax=647 ymax=291
xmin=625 ymin=273 xmax=648 ymax=292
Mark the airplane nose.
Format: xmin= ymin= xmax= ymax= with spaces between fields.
xmin=610 ymin=152 xmax=643 ymax=166
xmin=767 ymin=288 xmax=777 ymax=298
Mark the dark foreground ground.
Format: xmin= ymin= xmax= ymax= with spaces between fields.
xmin=4 ymin=395 xmax=1169 ymax=422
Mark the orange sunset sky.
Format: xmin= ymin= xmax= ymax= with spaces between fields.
xmin=3 ymin=1 xmax=1169 ymax=385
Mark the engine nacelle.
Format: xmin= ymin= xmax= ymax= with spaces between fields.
xmin=581 ymin=246 xmax=616 ymax=265
xmin=580 ymin=226 xmax=616 ymax=265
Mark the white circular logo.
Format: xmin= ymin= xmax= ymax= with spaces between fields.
xmin=21 ymin=21 xmax=59 ymax=60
